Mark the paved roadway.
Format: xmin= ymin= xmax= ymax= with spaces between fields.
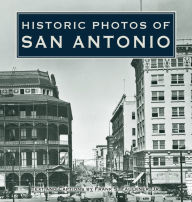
xmin=0 ymin=195 xmax=192 ymax=202
xmin=1 ymin=180 xmax=191 ymax=202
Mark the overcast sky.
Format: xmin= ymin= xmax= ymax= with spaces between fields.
xmin=0 ymin=0 xmax=192 ymax=164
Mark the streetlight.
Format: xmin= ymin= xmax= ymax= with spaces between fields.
xmin=40 ymin=178 xmax=43 ymax=195
xmin=125 ymin=151 xmax=130 ymax=186
xmin=32 ymin=137 xmax=37 ymax=191
xmin=140 ymin=0 xmax=143 ymax=12
xmin=148 ymin=153 xmax=152 ymax=195
xmin=180 ymin=151 xmax=183 ymax=202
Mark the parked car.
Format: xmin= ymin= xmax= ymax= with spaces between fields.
xmin=135 ymin=193 xmax=155 ymax=202
xmin=14 ymin=186 xmax=31 ymax=199
xmin=116 ymin=191 xmax=127 ymax=202
xmin=81 ymin=192 xmax=104 ymax=202
xmin=0 ymin=187 xmax=8 ymax=199
xmin=57 ymin=196 xmax=76 ymax=202
xmin=96 ymin=177 xmax=105 ymax=187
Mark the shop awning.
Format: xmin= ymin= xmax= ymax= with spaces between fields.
xmin=132 ymin=172 xmax=144 ymax=184
xmin=123 ymin=178 xmax=134 ymax=181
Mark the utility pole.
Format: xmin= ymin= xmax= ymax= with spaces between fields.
xmin=180 ymin=151 xmax=183 ymax=202
xmin=33 ymin=139 xmax=36 ymax=191
xmin=12 ymin=154 xmax=15 ymax=202
xmin=149 ymin=155 xmax=152 ymax=195
xmin=140 ymin=0 xmax=143 ymax=12
xmin=9 ymin=151 xmax=15 ymax=202
xmin=8 ymin=150 xmax=15 ymax=202
xmin=126 ymin=154 xmax=129 ymax=186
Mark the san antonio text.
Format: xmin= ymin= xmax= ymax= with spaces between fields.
xmin=21 ymin=35 xmax=170 ymax=49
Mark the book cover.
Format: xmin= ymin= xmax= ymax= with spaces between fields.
xmin=0 ymin=0 xmax=191 ymax=200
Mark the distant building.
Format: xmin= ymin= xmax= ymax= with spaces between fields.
xmin=106 ymin=136 xmax=114 ymax=172
xmin=95 ymin=145 xmax=107 ymax=172
xmin=110 ymin=94 xmax=136 ymax=171
xmin=131 ymin=39 xmax=192 ymax=186
xmin=0 ymin=70 xmax=73 ymax=188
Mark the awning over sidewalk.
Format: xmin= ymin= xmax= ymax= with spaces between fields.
xmin=123 ymin=178 xmax=134 ymax=181
xmin=132 ymin=172 xmax=144 ymax=184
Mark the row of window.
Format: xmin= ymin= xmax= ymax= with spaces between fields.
xmin=0 ymin=88 xmax=53 ymax=96
xmin=20 ymin=128 xmax=37 ymax=139
xmin=151 ymin=74 xmax=187 ymax=85
xmin=153 ymin=155 xmax=185 ymax=166
xmin=0 ymin=151 xmax=69 ymax=167
xmin=0 ymin=108 xmax=67 ymax=118
xmin=152 ymin=123 xmax=185 ymax=134
xmin=0 ymin=110 xmax=37 ymax=118
xmin=112 ymin=111 xmax=123 ymax=132
xmin=150 ymin=57 xmax=192 ymax=69
xmin=152 ymin=107 xmax=184 ymax=118
xmin=153 ymin=139 xmax=185 ymax=150
xmin=152 ymin=90 xmax=185 ymax=101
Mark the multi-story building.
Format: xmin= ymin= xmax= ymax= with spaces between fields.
xmin=0 ymin=70 xmax=73 ymax=188
xmin=110 ymin=94 xmax=136 ymax=171
xmin=131 ymin=39 xmax=192 ymax=187
xmin=95 ymin=145 xmax=107 ymax=172
xmin=106 ymin=135 xmax=114 ymax=172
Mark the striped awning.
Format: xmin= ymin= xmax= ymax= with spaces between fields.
xmin=132 ymin=172 xmax=144 ymax=184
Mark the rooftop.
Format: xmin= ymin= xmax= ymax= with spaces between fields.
xmin=0 ymin=70 xmax=54 ymax=88
xmin=0 ymin=94 xmax=67 ymax=104
xmin=111 ymin=94 xmax=136 ymax=122
xmin=177 ymin=39 xmax=192 ymax=45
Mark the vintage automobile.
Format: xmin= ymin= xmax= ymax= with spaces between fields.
xmin=57 ymin=196 xmax=76 ymax=202
xmin=96 ymin=177 xmax=105 ymax=187
xmin=14 ymin=186 xmax=31 ymax=199
xmin=0 ymin=187 xmax=8 ymax=199
xmin=135 ymin=193 xmax=155 ymax=202
xmin=81 ymin=191 xmax=104 ymax=202
xmin=116 ymin=191 xmax=127 ymax=202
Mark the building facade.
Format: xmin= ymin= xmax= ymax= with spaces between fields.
xmin=106 ymin=136 xmax=114 ymax=172
xmin=95 ymin=145 xmax=107 ymax=172
xmin=110 ymin=94 xmax=136 ymax=171
xmin=0 ymin=70 xmax=73 ymax=188
xmin=131 ymin=39 xmax=192 ymax=186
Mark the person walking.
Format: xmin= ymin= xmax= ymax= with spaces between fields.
xmin=44 ymin=188 xmax=48 ymax=201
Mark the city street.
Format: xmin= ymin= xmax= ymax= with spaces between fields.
xmin=0 ymin=195 xmax=192 ymax=202
xmin=0 ymin=178 xmax=190 ymax=202
xmin=0 ymin=197 xmax=57 ymax=202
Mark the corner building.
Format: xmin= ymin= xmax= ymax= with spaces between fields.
xmin=131 ymin=39 xmax=192 ymax=187
xmin=0 ymin=70 xmax=72 ymax=188
xmin=110 ymin=94 xmax=136 ymax=172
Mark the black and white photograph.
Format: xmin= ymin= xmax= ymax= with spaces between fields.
xmin=0 ymin=0 xmax=192 ymax=202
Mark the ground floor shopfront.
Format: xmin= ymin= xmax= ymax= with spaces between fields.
xmin=1 ymin=165 xmax=71 ymax=189
xmin=132 ymin=150 xmax=192 ymax=193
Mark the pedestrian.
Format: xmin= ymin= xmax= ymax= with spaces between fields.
xmin=44 ymin=188 xmax=48 ymax=201
xmin=3 ymin=189 xmax=7 ymax=199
